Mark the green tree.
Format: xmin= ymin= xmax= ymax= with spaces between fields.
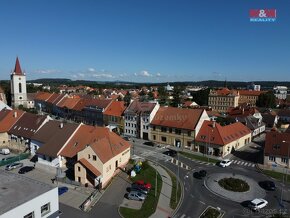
xmin=124 ymin=92 xmax=131 ymax=106
xmin=256 ymin=91 xmax=276 ymax=108
xmin=191 ymin=88 xmax=210 ymax=106
xmin=171 ymin=86 xmax=182 ymax=107
xmin=148 ymin=91 xmax=154 ymax=100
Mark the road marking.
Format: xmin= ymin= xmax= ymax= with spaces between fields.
xmin=244 ymin=163 xmax=248 ymax=166
xmin=251 ymin=164 xmax=255 ymax=167
xmin=237 ymin=161 xmax=241 ymax=164
xmin=180 ymin=162 xmax=184 ymax=168
xmin=233 ymin=160 xmax=237 ymax=163
xmin=180 ymin=214 xmax=186 ymax=218
xmin=206 ymin=163 xmax=210 ymax=165
xmin=199 ymin=200 xmax=205 ymax=205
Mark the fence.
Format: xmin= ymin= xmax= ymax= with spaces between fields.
xmin=0 ymin=153 xmax=30 ymax=166
xmin=80 ymin=190 xmax=100 ymax=212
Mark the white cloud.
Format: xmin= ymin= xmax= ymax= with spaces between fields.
xmin=156 ymin=73 xmax=161 ymax=77
xmin=34 ymin=69 xmax=61 ymax=74
xmin=135 ymin=70 xmax=153 ymax=77
xmin=92 ymin=73 xmax=115 ymax=78
xmin=88 ymin=68 xmax=96 ymax=72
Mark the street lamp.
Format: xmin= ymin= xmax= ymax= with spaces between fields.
xmin=282 ymin=140 xmax=289 ymax=182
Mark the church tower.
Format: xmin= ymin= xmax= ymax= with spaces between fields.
xmin=11 ymin=57 xmax=27 ymax=108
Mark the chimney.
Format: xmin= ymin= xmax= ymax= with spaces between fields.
xmin=59 ymin=123 xmax=64 ymax=129
xmin=13 ymin=111 xmax=17 ymax=118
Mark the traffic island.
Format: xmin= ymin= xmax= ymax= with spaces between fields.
xmin=218 ymin=177 xmax=249 ymax=192
xmin=199 ymin=206 xmax=225 ymax=218
xmin=204 ymin=173 xmax=266 ymax=203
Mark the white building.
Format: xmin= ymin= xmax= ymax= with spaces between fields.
xmin=124 ymin=100 xmax=159 ymax=140
xmin=10 ymin=57 xmax=29 ymax=108
xmin=247 ymin=83 xmax=261 ymax=91
xmin=273 ymin=86 xmax=288 ymax=100
xmin=0 ymin=170 xmax=59 ymax=218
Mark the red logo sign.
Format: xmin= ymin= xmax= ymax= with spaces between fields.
xmin=250 ymin=9 xmax=276 ymax=18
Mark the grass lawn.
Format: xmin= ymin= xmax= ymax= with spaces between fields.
xmin=218 ymin=177 xmax=249 ymax=192
xmin=200 ymin=207 xmax=221 ymax=218
xmin=262 ymin=169 xmax=290 ymax=184
xmin=179 ymin=151 xmax=219 ymax=164
xmin=119 ymin=161 xmax=162 ymax=218
xmin=165 ymin=169 xmax=181 ymax=209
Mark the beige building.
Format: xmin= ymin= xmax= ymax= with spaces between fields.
xmin=150 ymin=107 xmax=210 ymax=149
xmin=208 ymin=88 xmax=239 ymax=112
xmin=195 ymin=120 xmax=252 ymax=157
xmin=238 ymin=90 xmax=266 ymax=106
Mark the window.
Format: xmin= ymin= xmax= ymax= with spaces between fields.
xmin=153 ymin=135 xmax=156 ymax=140
xmin=161 ymin=136 xmax=167 ymax=142
xmin=169 ymin=128 xmax=172 ymax=133
xmin=93 ymin=155 xmax=97 ymax=161
xmin=175 ymin=129 xmax=181 ymax=135
xmin=282 ymin=158 xmax=288 ymax=164
xmin=161 ymin=127 xmax=167 ymax=132
xmin=41 ymin=203 xmax=50 ymax=216
xmin=24 ymin=212 xmax=34 ymax=218
xmin=88 ymin=154 xmax=90 ymax=159
xmin=153 ymin=126 xmax=156 ymax=131
xmin=269 ymin=156 xmax=276 ymax=161
xmin=78 ymin=166 xmax=81 ymax=172
xmin=188 ymin=131 xmax=191 ymax=136
xmin=187 ymin=141 xmax=191 ymax=147
xmin=143 ymin=125 xmax=145 ymax=129
xmin=19 ymin=83 xmax=22 ymax=93
xmin=273 ymin=144 xmax=280 ymax=150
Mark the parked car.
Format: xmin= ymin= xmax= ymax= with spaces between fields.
xmin=143 ymin=141 xmax=155 ymax=147
xmin=199 ymin=170 xmax=207 ymax=177
xmin=134 ymin=180 xmax=152 ymax=189
xmin=0 ymin=148 xmax=10 ymax=155
xmin=163 ymin=149 xmax=177 ymax=157
xmin=18 ymin=166 xmax=35 ymax=174
xmin=5 ymin=162 xmax=23 ymax=171
xmin=248 ymin=198 xmax=268 ymax=211
xmin=259 ymin=181 xmax=276 ymax=191
xmin=58 ymin=186 xmax=69 ymax=196
xmin=126 ymin=191 xmax=146 ymax=201
xmin=219 ymin=159 xmax=232 ymax=167
xmin=131 ymin=184 xmax=149 ymax=194
xmin=123 ymin=136 xmax=130 ymax=141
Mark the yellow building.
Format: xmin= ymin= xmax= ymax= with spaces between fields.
xmin=150 ymin=107 xmax=210 ymax=149
xmin=208 ymin=88 xmax=239 ymax=113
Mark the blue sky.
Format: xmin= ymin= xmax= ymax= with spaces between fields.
xmin=0 ymin=0 xmax=289 ymax=83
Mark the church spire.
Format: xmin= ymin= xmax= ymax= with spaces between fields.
xmin=14 ymin=57 xmax=23 ymax=75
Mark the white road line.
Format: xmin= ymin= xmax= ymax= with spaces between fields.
xmin=181 ymin=162 xmax=184 ymax=168
xmin=240 ymin=162 xmax=245 ymax=165
xmin=251 ymin=164 xmax=255 ymax=167
xmin=199 ymin=201 xmax=205 ymax=205
xmin=244 ymin=163 xmax=248 ymax=166
xmin=233 ymin=160 xmax=238 ymax=164
xmin=206 ymin=163 xmax=210 ymax=165
xmin=237 ymin=161 xmax=241 ymax=164
xmin=180 ymin=214 xmax=186 ymax=218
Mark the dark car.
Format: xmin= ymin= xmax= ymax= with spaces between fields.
xmin=163 ymin=149 xmax=177 ymax=157
xmin=259 ymin=181 xmax=276 ymax=191
xmin=144 ymin=141 xmax=155 ymax=146
xmin=193 ymin=170 xmax=207 ymax=179
xmin=18 ymin=166 xmax=35 ymax=174
xmin=58 ymin=186 xmax=69 ymax=195
xmin=131 ymin=184 xmax=149 ymax=194
xmin=123 ymin=136 xmax=130 ymax=141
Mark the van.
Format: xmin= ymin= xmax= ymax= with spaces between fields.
xmin=0 ymin=149 xmax=10 ymax=155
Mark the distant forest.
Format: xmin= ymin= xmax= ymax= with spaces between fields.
xmin=1 ymin=78 xmax=290 ymax=90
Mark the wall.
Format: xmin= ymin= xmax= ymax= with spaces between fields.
xmin=1 ymin=188 xmax=59 ymax=218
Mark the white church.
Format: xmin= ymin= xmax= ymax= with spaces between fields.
xmin=10 ymin=57 xmax=34 ymax=109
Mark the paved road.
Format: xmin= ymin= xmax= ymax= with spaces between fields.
xmin=133 ymin=139 xmax=290 ymax=218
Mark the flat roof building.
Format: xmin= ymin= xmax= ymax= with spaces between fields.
xmin=0 ymin=170 xmax=59 ymax=218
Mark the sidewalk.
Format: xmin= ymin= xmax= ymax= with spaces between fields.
xmin=149 ymin=162 xmax=174 ymax=218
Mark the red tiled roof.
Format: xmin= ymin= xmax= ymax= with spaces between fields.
xmin=125 ymin=100 xmax=156 ymax=114
xmin=0 ymin=109 xmax=25 ymax=133
xmin=265 ymin=131 xmax=290 ymax=157
xmin=47 ymin=93 xmax=65 ymax=104
xmin=72 ymin=98 xmax=112 ymax=111
xmin=103 ymin=101 xmax=126 ymax=117
xmin=196 ymin=120 xmax=251 ymax=146
xmin=34 ymin=92 xmax=53 ymax=101
xmin=151 ymin=107 xmax=204 ymax=130
xmin=79 ymin=158 xmax=101 ymax=176
xmin=227 ymin=106 xmax=259 ymax=117
xmin=60 ymin=126 xmax=131 ymax=163
xmin=14 ymin=57 xmax=23 ymax=75
xmin=57 ymin=97 xmax=81 ymax=109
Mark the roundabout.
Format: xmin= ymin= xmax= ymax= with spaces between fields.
xmin=204 ymin=173 xmax=266 ymax=203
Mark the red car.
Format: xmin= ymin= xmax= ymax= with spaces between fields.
xmin=134 ymin=180 xmax=152 ymax=189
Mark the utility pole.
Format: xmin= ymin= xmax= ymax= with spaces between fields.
xmin=155 ymin=153 xmax=158 ymax=197
xmin=176 ymin=152 xmax=179 ymax=203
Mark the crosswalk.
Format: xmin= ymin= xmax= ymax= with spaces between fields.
xmin=170 ymin=158 xmax=191 ymax=170
xmin=231 ymin=160 xmax=255 ymax=167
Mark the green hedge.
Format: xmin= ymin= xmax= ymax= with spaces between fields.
xmin=0 ymin=153 xmax=30 ymax=166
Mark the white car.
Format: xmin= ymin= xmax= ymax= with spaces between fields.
xmin=219 ymin=159 xmax=232 ymax=167
xmin=249 ymin=198 xmax=268 ymax=211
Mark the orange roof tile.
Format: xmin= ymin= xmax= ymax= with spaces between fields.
xmin=79 ymin=158 xmax=101 ymax=176
xmin=265 ymin=131 xmax=290 ymax=157
xmin=103 ymin=101 xmax=126 ymax=117
xmin=57 ymin=97 xmax=81 ymax=109
xmin=0 ymin=109 xmax=25 ymax=133
xmin=34 ymin=92 xmax=54 ymax=101
xmin=60 ymin=126 xmax=131 ymax=163
xmin=196 ymin=120 xmax=251 ymax=146
xmin=238 ymin=90 xmax=266 ymax=96
xmin=151 ymin=107 xmax=204 ymax=130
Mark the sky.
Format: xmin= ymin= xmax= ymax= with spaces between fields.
xmin=0 ymin=0 xmax=289 ymax=83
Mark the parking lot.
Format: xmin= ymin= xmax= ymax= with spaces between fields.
xmin=0 ymin=155 xmax=95 ymax=210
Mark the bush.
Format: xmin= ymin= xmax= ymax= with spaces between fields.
xmin=218 ymin=177 xmax=249 ymax=192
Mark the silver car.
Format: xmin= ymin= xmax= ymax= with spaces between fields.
xmin=126 ymin=191 xmax=146 ymax=201
xmin=5 ymin=162 xmax=24 ymax=171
